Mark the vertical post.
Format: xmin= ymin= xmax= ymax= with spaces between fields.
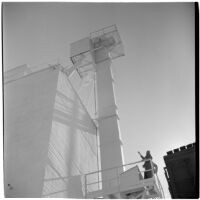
xmin=70 ymin=25 xmax=125 ymax=198
xmin=95 ymin=52 xmax=121 ymax=159
xmin=117 ymin=167 xmax=120 ymax=196
xmin=93 ymin=46 xmax=124 ymax=193
xmin=84 ymin=174 xmax=87 ymax=199
xmin=150 ymin=159 xmax=154 ymax=179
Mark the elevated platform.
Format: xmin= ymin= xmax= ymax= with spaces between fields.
xmin=70 ymin=25 xmax=124 ymax=78
xmin=84 ymin=159 xmax=165 ymax=199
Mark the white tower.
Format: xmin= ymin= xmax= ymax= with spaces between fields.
xmin=70 ymin=25 xmax=125 ymax=196
xmin=4 ymin=25 xmax=165 ymax=199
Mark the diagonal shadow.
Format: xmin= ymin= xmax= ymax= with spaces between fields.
xmin=42 ymin=75 xmax=98 ymax=198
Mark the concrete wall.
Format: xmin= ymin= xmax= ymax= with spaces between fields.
xmin=4 ymin=68 xmax=59 ymax=197
xmin=4 ymin=67 xmax=99 ymax=198
xmin=42 ymin=71 xmax=98 ymax=198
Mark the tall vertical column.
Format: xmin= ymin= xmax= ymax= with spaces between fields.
xmin=70 ymin=25 xmax=125 ymax=197
xmin=93 ymin=47 xmax=124 ymax=196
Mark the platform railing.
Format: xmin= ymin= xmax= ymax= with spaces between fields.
xmin=155 ymin=172 xmax=165 ymax=198
xmin=84 ymin=159 xmax=164 ymax=199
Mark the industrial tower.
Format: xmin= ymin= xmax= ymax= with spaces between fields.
xmin=70 ymin=25 xmax=125 ymax=197
xmin=70 ymin=25 xmax=164 ymax=199
xmin=4 ymin=25 xmax=164 ymax=198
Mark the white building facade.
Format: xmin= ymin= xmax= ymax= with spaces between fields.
xmin=4 ymin=66 xmax=99 ymax=197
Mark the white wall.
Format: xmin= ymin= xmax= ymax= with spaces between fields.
xmin=42 ymin=71 xmax=98 ymax=198
xmin=4 ymin=67 xmax=99 ymax=198
xmin=4 ymin=68 xmax=59 ymax=197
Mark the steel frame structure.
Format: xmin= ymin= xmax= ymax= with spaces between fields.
xmin=84 ymin=159 xmax=165 ymax=199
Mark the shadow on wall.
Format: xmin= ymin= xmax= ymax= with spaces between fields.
xmin=42 ymin=75 xmax=98 ymax=198
xmin=54 ymin=90 xmax=96 ymax=134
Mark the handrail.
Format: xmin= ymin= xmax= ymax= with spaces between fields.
xmin=90 ymin=25 xmax=117 ymax=36
xmin=85 ymin=158 xmax=152 ymax=177
xmin=84 ymin=159 xmax=164 ymax=199
xmin=86 ymin=167 xmax=155 ymax=186
xmin=156 ymin=173 xmax=165 ymax=198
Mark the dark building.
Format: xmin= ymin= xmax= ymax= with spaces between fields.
xmin=163 ymin=143 xmax=197 ymax=199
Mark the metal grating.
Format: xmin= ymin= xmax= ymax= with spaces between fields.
xmin=70 ymin=25 xmax=125 ymax=78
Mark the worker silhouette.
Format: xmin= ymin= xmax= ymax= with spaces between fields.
xmin=138 ymin=151 xmax=158 ymax=179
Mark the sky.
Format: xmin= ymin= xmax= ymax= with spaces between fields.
xmin=2 ymin=2 xmax=195 ymax=198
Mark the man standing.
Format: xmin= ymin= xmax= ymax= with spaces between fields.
xmin=138 ymin=151 xmax=158 ymax=179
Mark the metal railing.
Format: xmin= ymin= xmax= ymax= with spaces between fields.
xmin=90 ymin=25 xmax=117 ymax=39
xmin=84 ymin=159 xmax=165 ymax=199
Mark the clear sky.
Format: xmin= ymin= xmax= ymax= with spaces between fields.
xmin=3 ymin=2 xmax=195 ymax=198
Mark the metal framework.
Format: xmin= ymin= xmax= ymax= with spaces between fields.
xmin=70 ymin=25 xmax=124 ymax=78
xmin=69 ymin=25 xmax=165 ymax=199
xmin=84 ymin=159 xmax=165 ymax=199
